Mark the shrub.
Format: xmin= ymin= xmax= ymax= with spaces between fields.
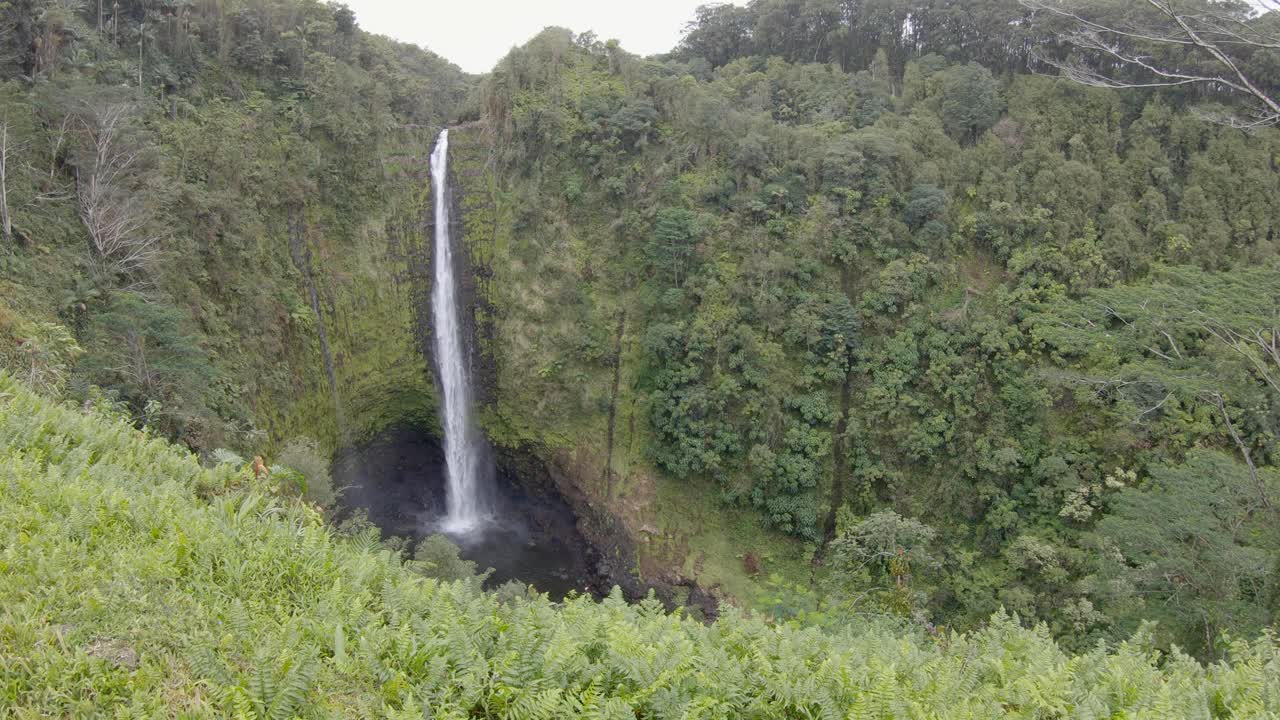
xmin=209 ymin=448 xmax=245 ymax=467
xmin=276 ymin=436 xmax=337 ymax=508
xmin=0 ymin=311 xmax=82 ymax=397
xmin=412 ymin=534 xmax=492 ymax=590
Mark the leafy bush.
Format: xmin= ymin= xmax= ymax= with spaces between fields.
xmin=210 ymin=448 xmax=246 ymax=467
xmin=412 ymin=534 xmax=492 ymax=590
xmin=75 ymin=291 xmax=219 ymax=440
xmin=0 ymin=311 xmax=82 ymax=397
xmin=276 ymin=436 xmax=337 ymax=508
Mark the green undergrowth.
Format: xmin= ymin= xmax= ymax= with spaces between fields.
xmin=651 ymin=468 xmax=815 ymax=607
xmin=2 ymin=374 xmax=1279 ymax=718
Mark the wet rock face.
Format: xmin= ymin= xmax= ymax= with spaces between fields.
xmin=332 ymin=426 xmax=608 ymax=598
xmin=496 ymin=447 xmax=721 ymax=622
xmin=333 ymin=427 xmax=448 ymax=538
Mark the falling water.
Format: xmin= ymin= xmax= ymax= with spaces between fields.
xmin=431 ymin=129 xmax=489 ymax=534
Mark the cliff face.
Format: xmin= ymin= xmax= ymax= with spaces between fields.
xmin=256 ymin=135 xmax=442 ymax=454
xmin=0 ymin=2 xmax=471 ymax=456
xmin=0 ymin=124 xmax=445 ymax=457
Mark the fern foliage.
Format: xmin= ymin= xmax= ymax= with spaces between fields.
xmin=0 ymin=375 xmax=1276 ymax=718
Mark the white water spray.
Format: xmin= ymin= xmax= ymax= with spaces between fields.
xmin=431 ymin=129 xmax=489 ymax=534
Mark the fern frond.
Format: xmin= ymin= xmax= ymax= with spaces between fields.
xmin=266 ymin=654 xmax=318 ymax=720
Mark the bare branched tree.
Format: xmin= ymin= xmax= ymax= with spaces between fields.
xmin=46 ymin=112 xmax=73 ymax=180
xmin=75 ymin=103 xmax=162 ymax=279
xmin=1021 ymin=0 xmax=1280 ymax=127
xmin=112 ymin=324 xmax=159 ymax=396
xmin=0 ymin=6 xmax=18 ymax=74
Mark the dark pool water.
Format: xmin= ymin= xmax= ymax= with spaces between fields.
xmin=332 ymin=427 xmax=604 ymax=598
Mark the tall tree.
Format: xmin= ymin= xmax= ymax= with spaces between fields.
xmin=646 ymin=208 xmax=701 ymax=288
xmin=74 ymin=102 xmax=162 ymax=280
xmin=1093 ymin=452 xmax=1277 ymax=657
xmin=678 ymin=3 xmax=754 ymax=68
xmin=937 ymin=62 xmax=1003 ymax=142
xmin=1021 ymin=0 xmax=1280 ymax=126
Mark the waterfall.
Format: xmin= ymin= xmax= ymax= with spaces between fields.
xmin=430 ymin=129 xmax=489 ymax=534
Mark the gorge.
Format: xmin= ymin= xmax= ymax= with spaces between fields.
xmin=1 ymin=3 xmax=1278 ymax=713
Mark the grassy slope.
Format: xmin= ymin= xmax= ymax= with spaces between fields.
xmin=2 ymin=374 xmax=1279 ymax=717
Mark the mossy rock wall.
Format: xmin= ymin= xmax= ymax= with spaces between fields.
xmin=261 ymin=139 xmax=442 ymax=454
xmin=0 ymin=119 xmax=482 ymax=463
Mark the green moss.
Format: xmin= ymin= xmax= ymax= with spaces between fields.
xmin=265 ymin=144 xmax=442 ymax=454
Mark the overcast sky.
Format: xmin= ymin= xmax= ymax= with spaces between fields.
xmin=341 ymin=0 xmax=734 ymax=74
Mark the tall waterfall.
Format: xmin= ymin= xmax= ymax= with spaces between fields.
xmin=430 ymin=129 xmax=489 ymax=533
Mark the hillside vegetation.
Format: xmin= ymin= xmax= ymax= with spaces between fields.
xmin=2 ymin=375 xmax=1279 ymax=718
xmin=450 ymin=3 xmax=1280 ymax=656
xmin=0 ymin=0 xmax=470 ymax=450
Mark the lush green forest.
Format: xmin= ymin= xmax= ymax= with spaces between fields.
xmin=1 ymin=0 xmax=470 ymax=450
xmin=1 ymin=0 xmax=1280 ymax=714
xmin=459 ymin=0 xmax=1280 ymax=659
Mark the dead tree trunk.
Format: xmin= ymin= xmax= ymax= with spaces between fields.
xmin=75 ymin=104 xmax=160 ymax=279
xmin=0 ymin=120 xmax=11 ymax=243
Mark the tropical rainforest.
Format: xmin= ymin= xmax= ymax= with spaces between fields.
xmin=1 ymin=0 xmax=1279 ymax=716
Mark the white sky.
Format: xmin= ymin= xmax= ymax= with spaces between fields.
xmin=342 ymin=0 xmax=734 ymax=74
